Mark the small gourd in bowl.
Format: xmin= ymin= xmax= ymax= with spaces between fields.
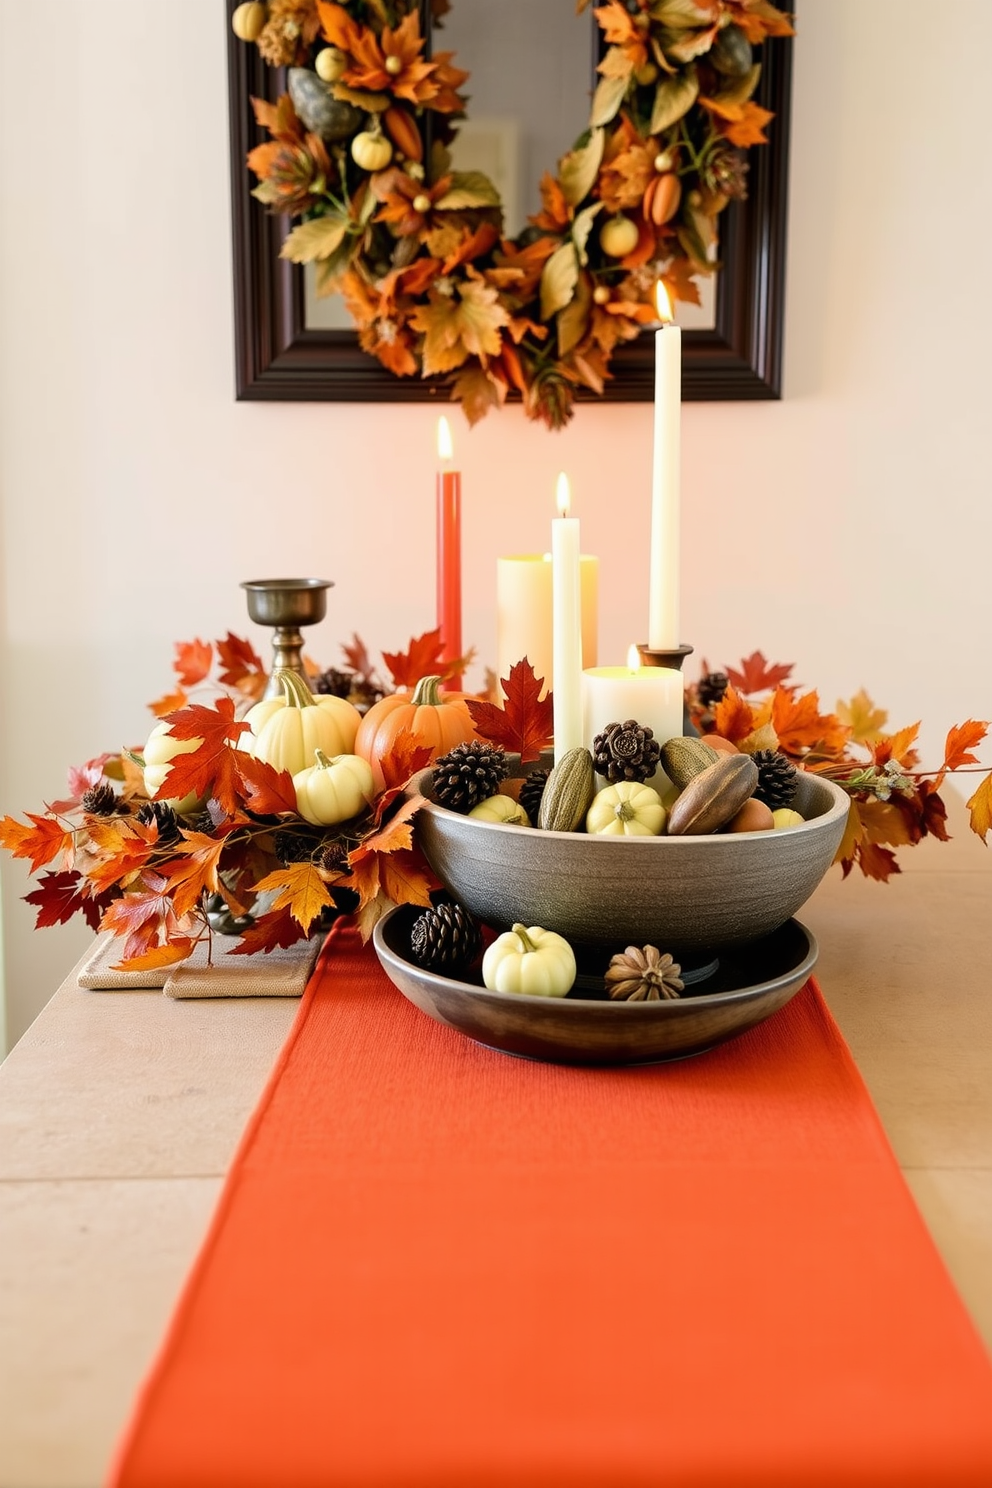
xmin=468 ymin=795 xmax=530 ymax=827
xmin=293 ymin=750 xmax=374 ymax=826
xmin=586 ymin=781 xmax=666 ymax=837
xmin=355 ymin=675 xmax=476 ymax=789
xmin=482 ymin=924 xmax=576 ymax=998
xmin=242 ymin=670 xmax=362 ymax=776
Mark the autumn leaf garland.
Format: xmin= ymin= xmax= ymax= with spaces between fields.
xmin=238 ymin=0 xmax=794 ymax=428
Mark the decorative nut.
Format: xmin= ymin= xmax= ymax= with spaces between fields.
xmin=666 ymin=754 xmax=759 ymax=836
xmin=660 ymin=736 xmax=720 ymax=790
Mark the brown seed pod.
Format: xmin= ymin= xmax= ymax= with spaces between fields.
xmin=666 ymin=753 xmax=759 ymax=836
xmin=660 ymin=736 xmax=720 ymax=790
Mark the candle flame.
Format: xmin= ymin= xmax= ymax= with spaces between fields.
xmin=655 ymin=281 xmax=673 ymax=323
xmin=437 ymin=415 xmax=453 ymax=462
xmin=627 ymin=643 xmax=641 ymax=671
xmin=556 ymin=471 xmax=571 ymax=517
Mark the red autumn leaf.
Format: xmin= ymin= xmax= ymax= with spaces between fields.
xmin=354 ymin=794 xmax=422 ymax=863
xmin=856 ymin=842 xmax=901 ymax=883
xmin=376 ymin=735 xmax=435 ymax=794
xmin=466 ymin=658 xmax=554 ymax=764
xmin=0 ymin=813 xmax=74 ymax=873
xmin=710 ymin=686 xmax=756 ymax=745
xmin=382 ymin=628 xmax=446 ymax=688
xmin=65 ymin=754 xmax=118 ymax=803
xmin=943 ymin=719 xmax=988 ymax=773
xmin=236 ymin=754 xmax=300 ymax=816
xmin=148 ymin=688 xmax=189 ymax=720
xmin=99 ymin=874 xmax=192 ymax=958
xmin=342 ymin=633 xmax=377 ymax=684
xmin=24 ymin=870 xmax=92 ymax=928
xmin=771 ymin=688 xmax=850 ymax=758
xmin=156 ymin=699 xmax=250 ymax=815
xmin=226 ymin=907 xmax=310 ymax=955
xmin=173 ymin=638 xmax=213 ymax=687
xmin=725 ymin=651 xmax=794 ymax=694
xmin=216 ymin=632 xmax=267 ymax=701
xmin=81 ymin=818 xmax=154 ymax=892
xmin=252 ymin=862 xmax=335 ymax=928
xmin=915 ymin=780 xmax=950 ymax=843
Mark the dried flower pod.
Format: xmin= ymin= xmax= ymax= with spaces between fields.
xmin=666 ymin=753 xmax=758 ymax=835
xmin=592 ymin=720 xmax=661 ymax=784
xmin=605 ymin=945 xmax=684 ymax=1001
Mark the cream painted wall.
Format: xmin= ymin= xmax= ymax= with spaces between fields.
xmin=2 ymin=2 xmax=991 ymax=1048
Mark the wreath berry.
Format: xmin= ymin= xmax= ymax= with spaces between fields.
xmin=235 ymin=0 xmax=794 ymax=429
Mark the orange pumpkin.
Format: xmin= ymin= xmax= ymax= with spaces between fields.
xmin=355 ymin=674 xmax=477 ymax=788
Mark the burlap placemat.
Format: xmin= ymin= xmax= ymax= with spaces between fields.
xmin=77 ymin=933 xmax=323 ymax=998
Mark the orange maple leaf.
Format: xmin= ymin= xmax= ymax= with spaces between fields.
xmin=870 ymin=724 xmax=920 ymax=771
xmin=173 ymin=639 xmax=213 ymax=687
xmin=158 ymin=832 xmax=227 ymax=919
xmin=770 ymin=689 xmax=849 ymax=758
xmin=711 ymin=686 xmax=756 ymax=745
xmin=0 ymin=813 xmax=74 ymax=873
xmin=111 ymin=940 xmax=196 ymax=974
xmin=857 ymin=842 xmax=901 ymax=883
xmin=148 ymin=688 xmax=189 ymax=720
xmin=943 ymin=720 xmax=988 ymax=773
xmin=237 ymin=755 xmax=300 ymax=816
xmin=346 ymin=852 xmax=381 ymax=911
xmin=156 ymin=700 xmax=250 ymax=815
xmin=714 ymin=100 xmax=775 ymax=148
xmin=377 ymin=848 xmax=436 ymax=910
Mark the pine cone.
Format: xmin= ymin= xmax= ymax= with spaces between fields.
xmin=409 ymin=902 xmax=482 ymax=974
xmin=318 ymin=840 xmax=350 ymax=878
xmin=518 ymin=769 xmax=549 ymax=825
xmin=751 ymin=750 xmax=798 ymax=810
xmin=273 ymin=827 xmax=319 ymax=865
xmin=313 ymin=667 xmax=354 ymax=698
xmin=697 ymin=670 xmax=729 ymax=708
xmin=605 ymin=945 xmax=684 ymax=1002
xmin=592 ymin=720 xmax=661 ymax=784
xmin=136 ymin=801 xmax=182 ymax=844
xmin=431 ymin=741 xmax=509 ymax=813
xmin=81 ymin=783 xmax=126 ymax=816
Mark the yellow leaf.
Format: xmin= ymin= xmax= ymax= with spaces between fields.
xmin=966 ymin=772 xmax=992 ymax=842
xmin=590 ymin=74 xmax=628 ymax=128
xmin=737 ymin=722 xmax=778 ymax=755
xmin=832 ymin=798 xmax=863 ymax=868
xmin=858 ymin=799 xmax=914 ymax=849
xmin=279 ymin=215 xmax=349 ymax=265
xmin=251 ymin=863 xmax=334 ymax=928
xmin=837 ymin=689 xmax=887 ymax=744
xmin=559 ymin=129 xmax=604 ymax=208
xmin=572 ymin=201 xmax=603 ymax=266
xmin=434 ymin=171 xmax=501 ymax=210
xmin=557 ymin=271 xmax=593 ymax=359
xmin=410 ymin=276 xmax=510 ymax=376
xmin=540 ymin=241 xmax=579 ymax=321
xmin=650 ymin=68 xmax=699 ymax=134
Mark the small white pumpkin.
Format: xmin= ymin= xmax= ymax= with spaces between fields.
xmin=586 ymin=781 xmax=666 ymax=837
xmin=482 ymin=924 xmax=575 ymax=998
xmin=242 ymin=670 xmax=362 ymax=777
xmin=351 ymin=129 xmax=393 ymax=172
xmin=292 ymin=750 xmax=374 ymax=826
xmin=468 ymin=795 xmax=530 ymax=827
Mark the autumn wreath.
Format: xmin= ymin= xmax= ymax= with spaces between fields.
xmin=234 ymin=0 xmax=794 ymax=428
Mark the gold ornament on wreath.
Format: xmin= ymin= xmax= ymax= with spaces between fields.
xmin=235 ymin=0 xmax=794 ymax=429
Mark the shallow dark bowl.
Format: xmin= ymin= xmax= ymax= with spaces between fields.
xmin=414 ymin=762 xmax=848 ymax=953
xmin=374 ymin=906 xmax=818 ymax=1066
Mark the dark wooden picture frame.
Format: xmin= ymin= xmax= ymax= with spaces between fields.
xmin=226 ymin=2 xmax=793 ymax=404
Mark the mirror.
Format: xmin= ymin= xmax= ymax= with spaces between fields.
xmin=227 ymin=0 xmax=792 ymax=404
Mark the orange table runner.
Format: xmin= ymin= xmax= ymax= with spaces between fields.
xmin=109 ymin=923 xmax=992 ymax=1488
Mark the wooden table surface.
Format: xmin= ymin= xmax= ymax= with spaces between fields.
xmin=2 ymin=798 xmax=990 ymax=1488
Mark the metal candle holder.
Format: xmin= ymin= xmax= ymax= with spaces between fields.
xmin=241 ymin=578 xmax=333 ymax=699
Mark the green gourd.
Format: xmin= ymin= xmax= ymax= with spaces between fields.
xmin=538 ymin=748 xmax=596 ymax=832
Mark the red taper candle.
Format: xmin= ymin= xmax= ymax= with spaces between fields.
xmin=436 ymin=416 xmax=462 ymax=690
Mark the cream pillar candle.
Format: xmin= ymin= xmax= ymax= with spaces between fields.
xmin=496 ymin=556 xmax=599 ymax=693
xmin=648 ymin=283 xmax=681 ymax=651
xmin=551 ymin=473 xmax=582 ymax=762
xmin=582 ymin=647 xmax=684 ymax=789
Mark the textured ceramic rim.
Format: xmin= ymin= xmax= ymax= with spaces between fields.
xmin=373 ymin=907 xmax=819 ymax=1014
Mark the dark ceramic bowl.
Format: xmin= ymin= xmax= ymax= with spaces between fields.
xmin=373 ymin=905 xmax=818 ymax=1065
xmin=413 ymin=762 xmax=849 ymax=953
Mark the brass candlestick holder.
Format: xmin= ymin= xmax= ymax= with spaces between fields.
xmin=241 ymin=578 xmax=333 ymax=699
xmin=636 ymin=642 xmax=695 ymax=733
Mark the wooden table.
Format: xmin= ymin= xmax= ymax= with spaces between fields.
xmin=2 ymin=799 xmax=990 ymax=1488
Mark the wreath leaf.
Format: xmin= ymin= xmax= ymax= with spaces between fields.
xmin=650 ymin=67 xmax=700 ymax=134
xmin=559 ymin=128 xmax=605 ymax=208
xmin=434 ymin=171 xmax=502 ymax=211
xmin=540 ymin=241 xmax=580 ymax=321
xmin=280 ymin=214 xmax=350 ymax=265
xmin=590 ymin=74 xmax=629 ymax=128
